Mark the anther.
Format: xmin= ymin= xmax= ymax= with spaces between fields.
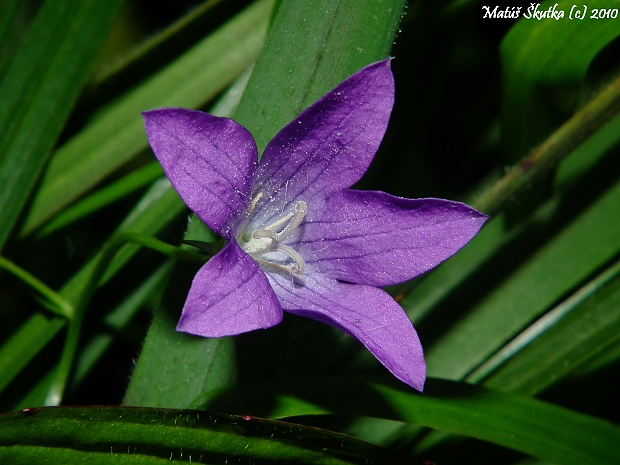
xmin=278 ymin=244 xmax=305 ymax=276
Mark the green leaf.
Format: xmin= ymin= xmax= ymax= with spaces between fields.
xmin=0 ymin=0 xmax=20 ymax=76
xmin=20 ymin=0 xmax=272 ymax=236
xmin=0 ymin=314 xmax=64 ymax=397
xmin=234 ymin=0 xmax=407 ymax=152
xmin=90 ymin=0 xmax=240 ymax=88
xmin=473 ymin=258 xmax=620 ymax=395
xmin=36 ymin=162 xmax=164 ymax=237
xmin=424 ymin=174 xmax=620 ymax=380
xmin=198 ymin=377 xmax=620 ymax=465
xmin=0 ymin=256 xmax=72 ymax=319
xmin=71 ymin=262 xmax=174 ymax=389
xmin=1 ymin=180 xmax=186 ymax=404
xmin=502 ymin=0 xmax=620 ymax=162
xmin=0 ymin=0 xmax=124 ymax=250
xmin=0 ymin=406 xmax=416 ymax=464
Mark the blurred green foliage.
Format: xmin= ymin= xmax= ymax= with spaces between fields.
xmin=1 ymin=0 xmax=620 ymax=463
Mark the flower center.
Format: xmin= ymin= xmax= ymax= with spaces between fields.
xmin=239 ymin=193 xmax=307 ymax=277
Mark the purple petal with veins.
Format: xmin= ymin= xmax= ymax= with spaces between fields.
xmin=143 ymin=108 xmax=257 ymax=238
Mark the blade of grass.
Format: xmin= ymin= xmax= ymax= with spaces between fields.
xmin=0 ymin=315 xmax=65 ymax=397
xmin=71 ymin=262 xmax=174 ymax=389
xmin=0 ymin=0 xmax=20 ymax=76
xmin=0 ymin=179 xmax=186 ymax=404
xmin=90 ymin=0 xmax=227 ymax=87
xmin=36 ymin=163 xmax=164 ymax=237
xmin=198 ymin=376 xmax=620 ymax=465
xmin=472 ymin=258 xmax=620 ymax=395
xmin=20 ymin=0 xmax=272 ymax=236
xmin=0 ymin=256 xmax=72 ymax=319
xmin=425 ymin=174 xmax=620 ymax=380
xmin=0 ymin=0 xmax=123 ymax=250
xmin=501 ymin=0 xmax=620 ymax=163
xmin=0 ymin=406 xmax=417 ymax=464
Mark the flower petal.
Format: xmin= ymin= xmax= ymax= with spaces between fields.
xmin=143 ymin=108 xmax=257 ymax=237
xmin=268 ymin=272 xmax=426 ymax=391
xmin=250 ymin=60 xmax=394 ymax=227
xmin=177 ymin=241 xmax=283 ymax=337
xmin=294 ymin=190 xmax=488 ymax=286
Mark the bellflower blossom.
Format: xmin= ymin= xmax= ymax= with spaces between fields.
xmin=142 ymin=59 xmax=487 ymax=391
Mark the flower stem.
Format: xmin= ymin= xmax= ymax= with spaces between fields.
xmin=0 ymin=256 xmax=73 ymax=319
xmin=473 ymin=72 xmax=620 ymax=215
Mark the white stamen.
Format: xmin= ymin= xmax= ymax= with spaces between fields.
xmin=264 ymin=211 xmax=296 ymax=232
xmin=278 ymin=202 xmax=306 ymax=241
xmin=277 ymin=244 xmax=305 ymax=276
xmin=252 ymin=229 xmax=278 ymax=241
xmin=239 ymin=196 xmax=307 ymax=277
xmin=248 ymin=192 xmax=263 ymax=215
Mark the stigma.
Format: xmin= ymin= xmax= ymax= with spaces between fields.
xmin=238 ymin=194 xmax=307 ymax=277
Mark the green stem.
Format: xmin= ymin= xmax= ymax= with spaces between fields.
xmin=473 ymin=72 xmax=620 ymax=215
xmin=44 ymin=233 xmax=211 ymax=405
xmin=0 ymin=256 xmax=73 ymax=319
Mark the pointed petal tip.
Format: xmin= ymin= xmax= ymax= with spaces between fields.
xmin=399 ymin=368 xmax=426 ymax=392
xmin=256 ymin=59 xmax=396 ymax=207
xmin=141 ymin=108 xmax=160 ymax=124
xmin=141 ymin=108 xmax=195 ymax=132
xmin=363 ymin=57 xmax=392 ymax=69
xmin=300 ymin=192 xmax=489 ymax=287
xmin=141 ymin=107 xmax=196 ymax=122
xmin=378 ymin=57 xmax=393 ymax=69
xmin=379 ymin=344 xmax=426 ymax=392
xmin=360 ymin=57 xmax=394 ymax=88
xmin=141 ymin=107 xmax=165 ymax=118
xmin=269 ymin=274 xmax=426 ymax=391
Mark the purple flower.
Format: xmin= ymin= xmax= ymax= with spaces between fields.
xmin=142 ymin=60 xmax=487 ymax=391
